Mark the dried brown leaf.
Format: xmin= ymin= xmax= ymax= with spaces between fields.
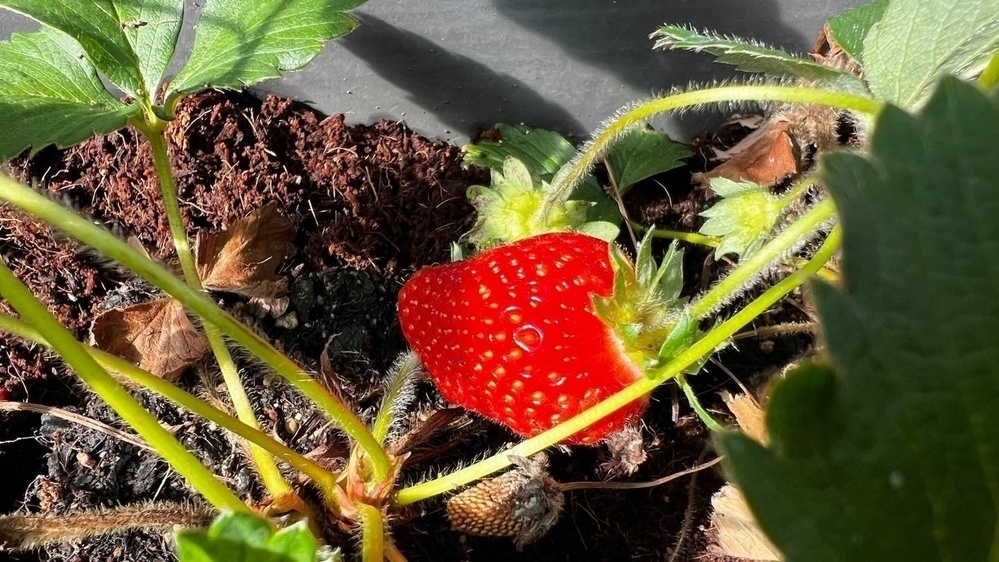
xmin=708 ymin=484 xmax=782 ymax=561
xmin=697 ymin=119 xmax=800 ymax=187
xmin=722 ymin=391 xmax=768 ymax=445
xmin=195 ymin=204 xmax=294 ymax=298
xmin=90 ymin=298 xmax=209 ymax=381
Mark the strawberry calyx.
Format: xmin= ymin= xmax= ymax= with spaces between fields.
xmin=463 ymin=156 xmax=618 ymax=251
xmin=592 ymin=230 xmax=690 ymax=373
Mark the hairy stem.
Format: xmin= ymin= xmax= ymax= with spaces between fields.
xmin=545 ymin=85 xmax=882 ymax=214
xmin=0 ymin=314 xmax=339 ymax=495
xmin=394 ymin=227 xmax=841 ymax=505
xmin=0 ymin=173 xmax=392 ymax=480
xmin=357 ymin=504 xmax=385 ymax=562
xmin=0 ymin=503 xmax=214 ymax=551
xmin=372 ymin=352 xmax=421 ymax=445
xmin=132 ymin=116 xmax=291 ymax=498
xmin=0 ymin=259 xmax=247 ymax=512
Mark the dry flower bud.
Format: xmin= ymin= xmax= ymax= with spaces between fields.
xmin=447 ymin=454 xmax=564 ymax=549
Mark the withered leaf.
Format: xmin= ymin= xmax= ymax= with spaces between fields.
xmin=722 ymin=391 xmax=768 ymax=445
xmin=195 ymin=205 xmax=294 ymax=299
xmin=697 ymin=119 xmax=800 ymax=187
xmin=90 ymin=298 xmax=209 ymax=381
xmin=708 ymin=484 xmax=782 ymax=561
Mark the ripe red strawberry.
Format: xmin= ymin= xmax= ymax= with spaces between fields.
xmin=397 ymin=232 xmax=648 ymax=444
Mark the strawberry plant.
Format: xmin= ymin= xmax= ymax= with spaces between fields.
xmin=0 ymin=0 xmax=996 ymax=559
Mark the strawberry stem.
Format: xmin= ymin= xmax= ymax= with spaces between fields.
xmin=357 ymin=503 xmax=385 ymax=562
xmin=131 ymin=115 xmax=293 ymax=499
xmin=0 ymin=258 xmax=248 ymax=513
xmin=393 ymin=227 xmax=842 ymax=505
xmin=545 ymin=85 xmax=883 ymax=217
xmin=677 ymin=374 xmax=724 ymax=431
xmin=627 ymin=220 xmax=721 ymax=247
xmin=0 ymin=313 xmax=341 ymax=497
xmin=0 ymin=173 xmax=393 ymax=481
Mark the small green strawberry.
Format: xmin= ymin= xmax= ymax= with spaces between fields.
xmin=397 ymin=232 xmax=684 ymax=444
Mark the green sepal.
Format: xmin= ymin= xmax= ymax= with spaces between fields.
xmin=657 ymin=312 xmax=697 ymax=365
xmin=464 ymin=156 xmax=615 ymax=251
xmin=699 ymin=177 xmax=783 ymax=259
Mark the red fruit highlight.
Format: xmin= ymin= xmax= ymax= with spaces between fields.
xmin=398 ymin=232 xmax=647 ymax=444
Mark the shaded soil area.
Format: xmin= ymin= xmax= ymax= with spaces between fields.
xmin=0 ymin=90 xmax=813 ymax=561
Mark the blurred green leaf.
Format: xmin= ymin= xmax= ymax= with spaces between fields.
xmin=721 ymin=78 xmax=999 ymax=562
xmin=175 ymin=512 xmax=321 ymax=562
xmin=864 ymin=0 xmax=999 ymax=107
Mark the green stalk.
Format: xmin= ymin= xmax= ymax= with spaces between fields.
xmin=776 ymin=172 xmax=820 ymax=208
xmin=687 ymin=198 xmax=836 ymax=320
xmin=394 ymin=227 xmax=841 ymax=506
xmin=677 ymin=374 xmax=723 ymax=431
xmin=0 ymin=313 xmax=339 ymax=495
xmin=978 ymin=50 xmax=999 ymax=90
xmin=132 ymin=116 xmax=291 ymax=498
xmin=627 ymin=221 xmax=720 ymax=247
xmin=0 ymin=259 xmax=247 ymax=512
xmin=0 ymin=173 xmax=392 ymax=480
xmin=357 ymin=504 xmax=385 ymax=562
xmin=545 ymin=85 xmax=883 ymax=214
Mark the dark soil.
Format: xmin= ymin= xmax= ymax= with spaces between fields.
xmin=0 ymin=90 xmax=813 ymax=561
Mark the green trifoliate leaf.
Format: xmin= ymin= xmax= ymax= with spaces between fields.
xmin=721 ymin=78 xmax=999 ymax=562
xmin=699 ymin=178 xmax=782 ymax=259
xmin=652 ymin=25 xmax=867 ymax=91
xmin=0 ymin=27 xmax=136 ymax=161
xmin=864 ymin=0 xmax=999 ymax=108
xmin=604 ymin=124 xmax=690 ymax=194
xmin=1 ymin=0 xmax=183 ymax=100
xmin=168 ymin=0 xmax=365 ymax=96
xmin=826 ymin=0 xmax=889 ymax=63
xmin=463 ymin=123 xmax=575 ymax=180
xmin=175 ymin=512 xmax=330 ymax=562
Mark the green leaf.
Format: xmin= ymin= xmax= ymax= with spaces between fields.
xmin=864 ymin=0 xmax=999 ymax=107
xmin=826 ymin=0 xmax=889 ymax=63
xmin=463 ymin=124 xmax=576 ymax=181
xmin=168 ymin=0 xmax=365 ymax=96
xmin=721 ymin=78 xmax=999 ymax=562
xmin=175 ymin=512 xmax=319 ymax=562
xmin=652 ymin=25 xmax=867 ymax=91
xmin=1 ymin=0 xmax=183 ymax=100
xmin=0 ymin=27 xmax=136 ymax=161
xmin=604 ymin=124 xmax=690 ymax=194
xmin=699 ymin=178 xmax=782 ymax=259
